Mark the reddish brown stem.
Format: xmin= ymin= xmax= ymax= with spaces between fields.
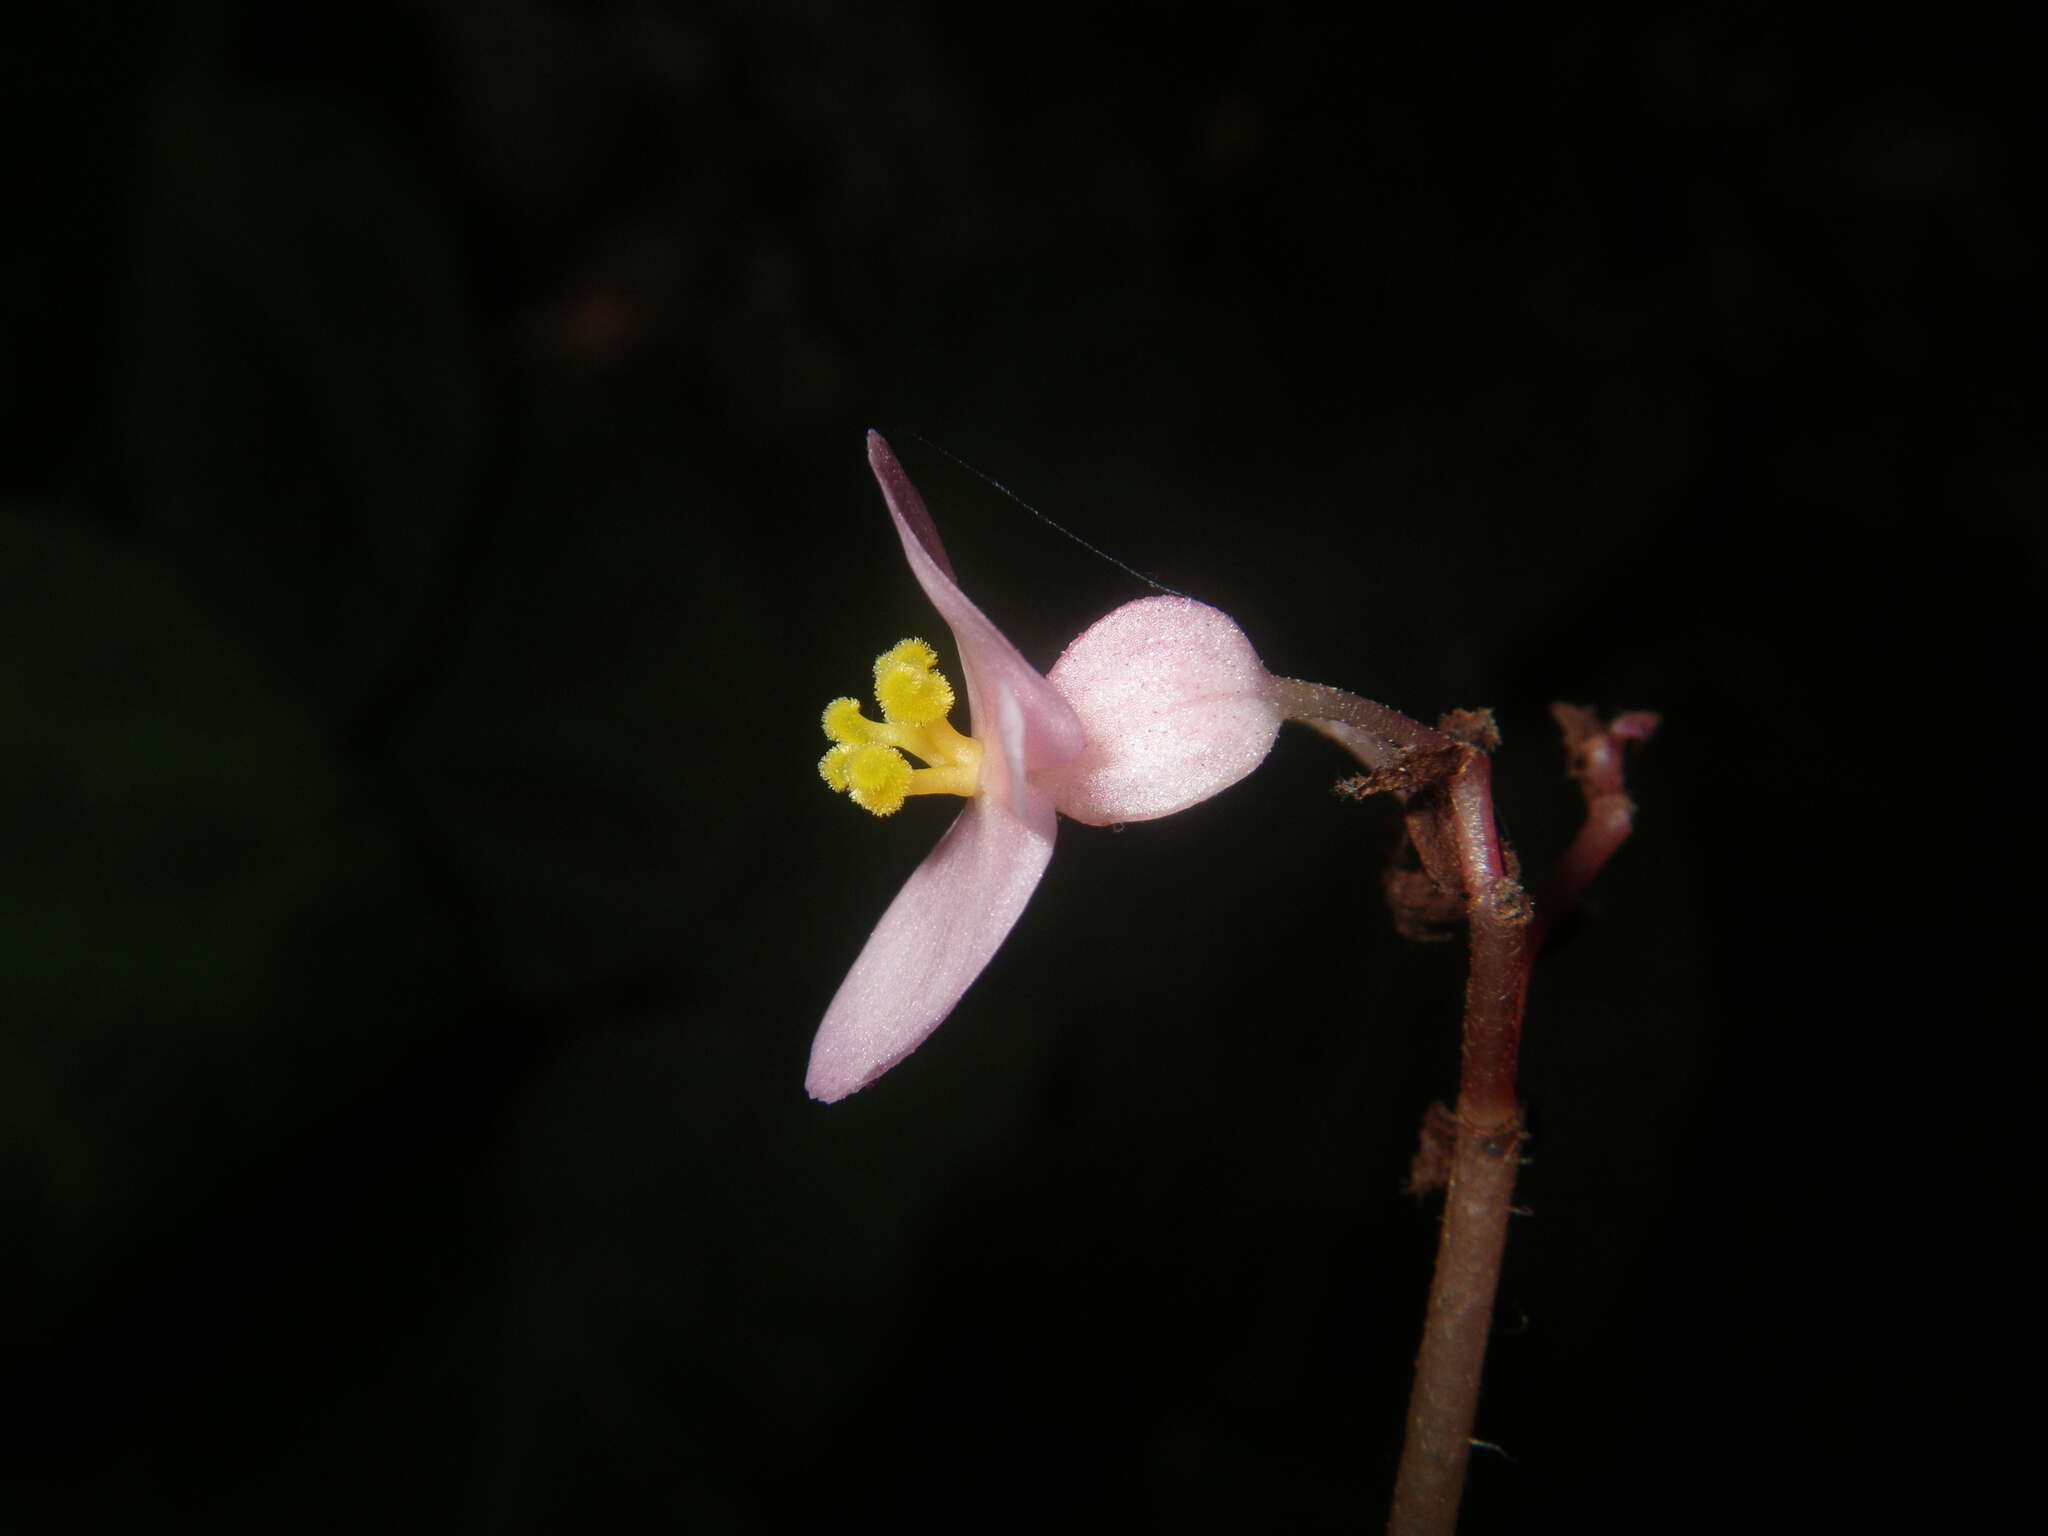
xmin=1278 ymin=688 xmax=1654 ymax=1536
xmin=1387 ymin=1101 xmax=1525 ymax=1532
xmin=1444 ymin=752 xmax=1527 ymax=1125
xmin=1387 ymin=741 xmax=1531 ymax=1535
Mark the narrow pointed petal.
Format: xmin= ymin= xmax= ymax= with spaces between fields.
xmin=866 ymin=432 xmax=1084 ymax=812
xmin=806 ymin=787 xmax=1059 ymax=1102
xmin=1039 ymin=595 xmax=1282 ymax=825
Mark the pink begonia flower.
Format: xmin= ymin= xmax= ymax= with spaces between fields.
xmin=808 ymin=433 xmax=1282 ymax=1101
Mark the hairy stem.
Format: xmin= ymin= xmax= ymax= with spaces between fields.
xmin=1388 ymin=1106 xmax=1524 ymax=1533
xmin=1387 ymin=742 xmax=1531 ymax=1536
xmin=1280 ymin=687 xmax=1653 ymax=1536
xmin=1446 ymin=753 xmax=1530 ymax=1127
xmin=1267 ymin=676 xmax=1454 ymax=769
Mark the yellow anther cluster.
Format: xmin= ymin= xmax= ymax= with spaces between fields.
xmin=818 ymin=638 xmax=982 ymax=816
xmin=819 ymin=741 xmax=913 ymax=810
xmin=873 ymin=638 xmax=954 ymax=725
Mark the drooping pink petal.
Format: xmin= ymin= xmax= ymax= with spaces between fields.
xmin=806 ymin=784 xmax=1059 ymax=1102
xmin=867 ymin=432 xmax=1084 ymax=812
xmin=1038 ymin=595 xmax=1282 ymax=825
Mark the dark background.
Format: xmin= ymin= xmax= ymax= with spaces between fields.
xmin=3 ymin=4 xmax=2035 ymax=1531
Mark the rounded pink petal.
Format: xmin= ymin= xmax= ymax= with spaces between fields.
xmin=1038 ymin=595 xmax=1281 ymax=825
xmin=806 ymin=786 xmax=1059 ymax=1103
xmin=866 ymin=432 xmax=1084 ymax=812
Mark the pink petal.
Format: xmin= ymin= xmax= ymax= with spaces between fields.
xmin=1038 ymin=595 xmax=1282 ymax=825
xmin=806 ymin=786 xmax=1059 ymax=1102
xmin=867 ymin=432 xmax=1084 ymax=813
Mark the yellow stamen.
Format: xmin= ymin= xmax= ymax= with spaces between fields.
xmin=817 ymin=640 xmax=983 ymax=816
xmin=875 ymin=637 xmax=939 ymax=675
xmin=874 ymin=645 xmax=955 ymax=724
xmin=818 ymin=742 xmax=852 ymax=792
xmin=840 ymin=742 xmax=914 ymax=815
xmin=822 ymin=697 xmax=869 ymax=746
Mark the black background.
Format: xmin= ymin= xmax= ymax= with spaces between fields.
xmin=3 ymin=4 xmax=2035 ymax=1532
